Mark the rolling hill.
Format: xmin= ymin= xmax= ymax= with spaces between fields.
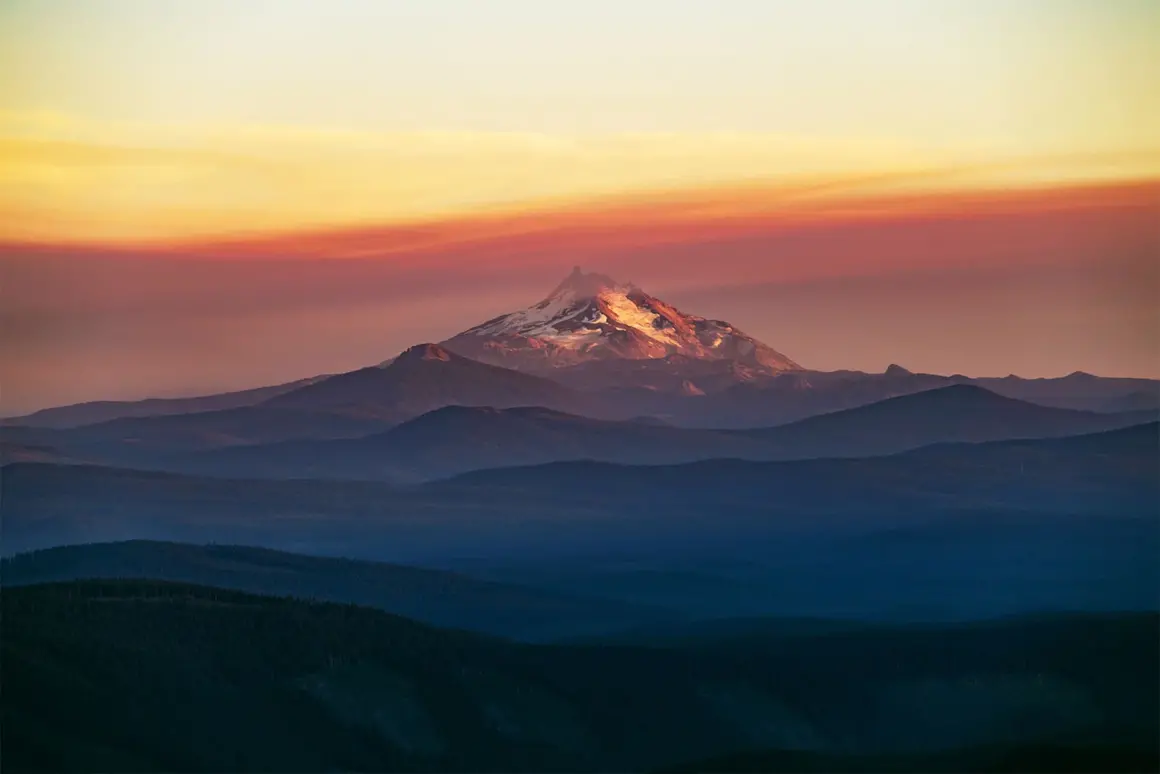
xmin=0 ymin=540 xmax=671 ymax=641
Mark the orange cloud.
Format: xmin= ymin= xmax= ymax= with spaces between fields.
xmin=5 ymin=175 xmax=1156 ymax=302
xmin=36 ymin=174 xmax=1151 ymax=266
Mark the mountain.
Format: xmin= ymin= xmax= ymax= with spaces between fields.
xmin=4 ymin=580 xmax=1156 ymax=773
xmin=167 ymin=405 xmax=770 ymax=482
xmin=742 ymin=384 xmax=1155 ymax=458
xmin=438 ymin=422 xmax=1160 ymax=521
xmin=542 ymin=355 xmax=797 ymax=394
xmin=0 ymin=541 xmax=671 ymax=641
xmin=14 ymin=405 xmax=396 ymax=456
xmin=978 ymin=372 xmax=1160 ymax=412
xmin=163 ymin=388 xmax=1150 ymax=482
xmin=263 ymin=342 xmax=588 ymax=422
xmin=0 ymin=344 xmax=594 ymax=466
xmin=442 ymin=266 xmax=800 ymax=375
xmin=1098 ymin=388 xmax=1160 ymax=414
xmin=9 ymin=343 xmax=1156 ymax=435
xmin=658 ymin=367 xmax=1160 ymax=429
xmin=2 ymin=375 xmax=329 ymax=428
xmin=654 ymin=366 xmax=958 ymax=427
xmin=0 ymin=441 xmax=80 ymax=465
xmin=4 ymin=422 xmax=1155 ymax=622
xmin=0 ymin=407 xmax=399 ymax=476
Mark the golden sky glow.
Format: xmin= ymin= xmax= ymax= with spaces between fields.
xmin=1 ymin=0 xmax=1158 ymax=244
xmin=1 ymin=0 xmax=1158 ymax=412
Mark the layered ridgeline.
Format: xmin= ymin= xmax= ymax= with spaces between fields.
xmin=4 ymin=267 xmax=1156 ymax=431
xmin=155 ymin=385 xmax=1152 ymax=482
xmin=442 ymin=266 xmax=801 ymax=375
xmin=4 ymin=424 xmax=1157 ymax=623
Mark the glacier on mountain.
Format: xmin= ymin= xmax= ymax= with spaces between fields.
xmin=442 ymin=267 xmax=801 ymax=375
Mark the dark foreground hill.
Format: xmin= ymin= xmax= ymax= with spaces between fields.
xmin=656 ymin=744 xmax=1160 ymax=774
xmin=3 ymin=580 xmax=1157 ymax=773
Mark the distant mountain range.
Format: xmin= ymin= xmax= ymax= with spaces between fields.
xmin=4 ymin=375 xmax=330 ymax=429
xmin=1 ymin=267 xmax=1155 ymax=547
xmin=736 ymin=384 xmax=1155 ymax=458
xmin=5 ymin=422 xmax=1155 ymax=571
xmin=4 ymin=266 xmax=1155 ymax=774
xmin=9 ymin=268 xmax=1153 ymax=436
xmin=1 ymin=343 xmax=589 ymax=468
xmin=267 ymin=342 xmax=586 ymax=421
xmin=151 ymin=385 xmax=1152 ymax=482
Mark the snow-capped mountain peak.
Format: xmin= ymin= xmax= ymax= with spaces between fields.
xmin=547 ymin=265 xmax=624 ymax=300
xmin=442 ymin=268 xmax=801 ymax=375
xmin=463 ymin=267 xmax=625 ymax=341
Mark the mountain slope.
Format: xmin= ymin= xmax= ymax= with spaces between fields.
xmin=978 ymin=371 xmax=1160 ymax=412
xmin=0 ymin=407 xmax=398 ymax=475
xmin=650 ymin=367 xmax=1160 ymax=429
xmin=1098 ymin=387 xmax=1160 ymax=414
xmin=0 ymin=441 xmax=82 ymax=465
xmin=3 ymin=424 xmax=1154 ymax=621
xmin=743 ymin=384 xmax=1154 ymax=458
xmin=3 ymin=375 xmax=329 ymax=428
xmin=4 ymin=423 xmax=1155 ymax=564
xmin=163 ymin=387 xmax=1148 ymax=482
xmin=0 ymin=541 xmax=670 ymax=641
xmin=40 ymin=405 xmax=392 ymax=451
xmin=168 ymin=405 xmax=771 ymax=481
xmin=0 ymin=344 xmax=590 ymax=465
xmin=264 ymin=342 xmax=587 ymax=421
xmin=438 ymin=421 xmax=1159 ymax=516
xmin=442 ymin=266 xmax=800 ymax=374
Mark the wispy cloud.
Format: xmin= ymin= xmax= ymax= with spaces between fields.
xmin=0 ymin=111 xmax=959 ymax=242
xmin=3 ymin=111 xmax=1158 ymax=244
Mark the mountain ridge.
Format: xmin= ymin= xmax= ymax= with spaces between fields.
xmin=6 ymin=355 xmax=1154 ymax=432
xmin=262 ymin=342 xmax=587 ymax=421
xmin=0 ymin=540 xmax=672 ymax=641
xmin=155 ymin=386 xmax=1154 ymax=482
xmin=8 ymin=385 xmax=1149 ymax=482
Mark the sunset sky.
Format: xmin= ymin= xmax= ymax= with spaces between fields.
xmin=1 ymin=0 xmax=1158 ymax=413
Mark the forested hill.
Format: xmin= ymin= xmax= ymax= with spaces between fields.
xmin=4 ymin=580 xmax=1157 ymax=773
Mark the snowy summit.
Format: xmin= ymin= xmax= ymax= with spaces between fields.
xmin=441 ymin=267 xmax=801 ymax=373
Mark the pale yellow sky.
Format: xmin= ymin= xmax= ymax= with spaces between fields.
xmin=1 ymin=0 xmax=1158 ymax=242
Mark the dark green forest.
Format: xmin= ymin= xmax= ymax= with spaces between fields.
xmin=3 ymin=580 xmax=1157 ymax=773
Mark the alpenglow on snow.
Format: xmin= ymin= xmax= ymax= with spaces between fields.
xmin=440 ymin=267 xmax=801 ymax=373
